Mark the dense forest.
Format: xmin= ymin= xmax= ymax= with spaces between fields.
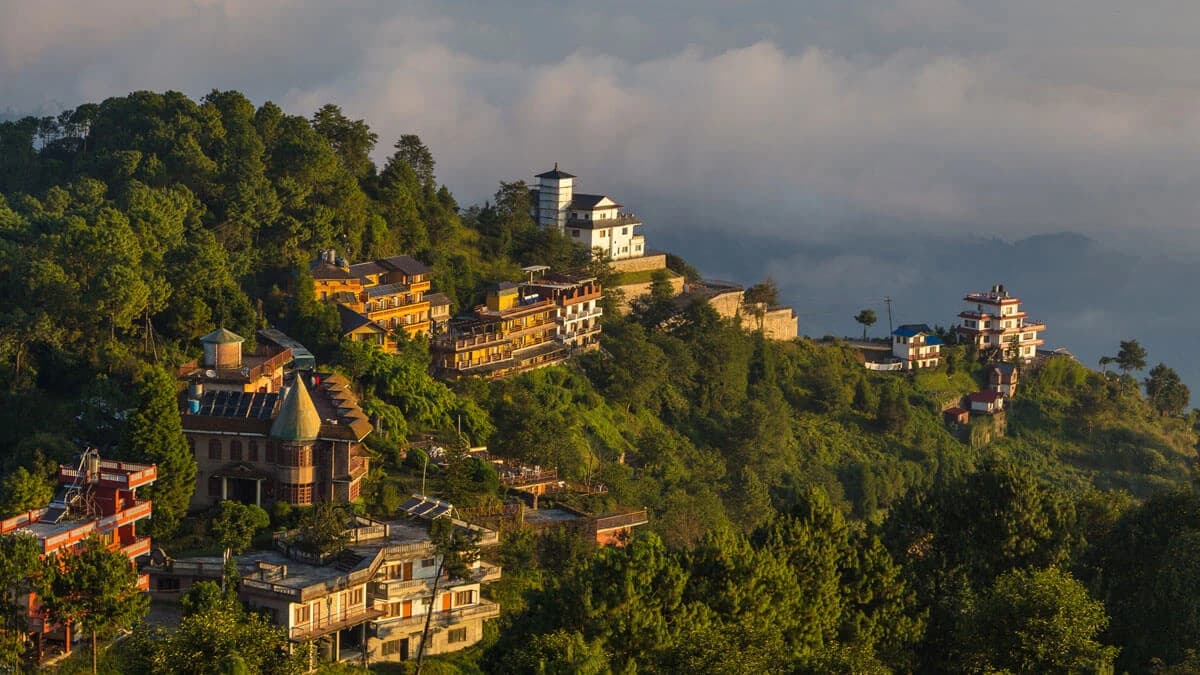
xmin=2 ymin=90 xmax=1199 ymax=674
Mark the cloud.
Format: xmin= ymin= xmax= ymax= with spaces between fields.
xmin=5 ymin=1 xmax=1200 ymax=246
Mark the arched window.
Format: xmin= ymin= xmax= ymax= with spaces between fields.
xmin=208 ymin=439 xmax=221 ymax=461
xmin=229 ymin=440 xmax=243 ymax=462
xmin=248 ymin=440 xmax=259 ymax=463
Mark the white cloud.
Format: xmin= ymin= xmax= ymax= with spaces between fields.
xmin=5 ymin=1 xmax=1200 ymax=245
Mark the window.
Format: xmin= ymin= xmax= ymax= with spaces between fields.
xmin=621 ymin=227 xmax=628 ymax=235
xmin=454 ymin=590 xmax=474 ymax=606
xmin=208 ymin=439 xmax=222 ymax=461
xmin=229 ymin=440 xmax=242 ymax=462
xmin=265 ymin=442 xmax=276 ymax=463
xmin=381 ymin=639 xmax=403 ymax=656
xmin=248 ymin=440 xmax=259 ymax=462
xmin=448 ymin=628 xmax=468 ymax=644
xmin=345 ymin=587 xmax=363 ymax=607
xmin=157 ymin=578 xmax=181 ymax=591
xmin=599 ymin=229 xmax=606 ymax=238
xmin=280 ymin=483 xmax=314 ymax=505
xmin=421 ymin=558 xmax=436 ymax=568
xmin=208 ymin=476 xmax=222 ymax=496
xmin=294 ymin=604 xmax=311 ymax=625
xmin=571 ymin=229 xmax=580 ymax=238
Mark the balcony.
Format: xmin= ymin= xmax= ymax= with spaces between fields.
xmin=559 ymin=306 xmax=603 ymax=322
xmin=370 ymin=578 xmax=429 ymax=600
xmin=120 ymin=536 xmax=152 ymax=560
xmin=370 ymin=600 xmax=501 ymax=632
xmin=290 ymin=606 xmax=387 ymax=641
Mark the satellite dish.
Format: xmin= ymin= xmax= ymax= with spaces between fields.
xmin=240 ymin=366 xmax=251 ymax=377
xmin=205 ymin=369 xmax=217 ymax=378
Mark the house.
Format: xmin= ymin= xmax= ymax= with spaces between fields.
xmin=175 ymin=327 xmax=292 ymax=394
xmin=943 ymin=406 xmax=970 ymax=425
xmin=148 ymin=502 xmax=501 ymax=666
xmin=181 ymin=333 xmax=371 ymax=510
xmin=431 ymin=270 xmax=603 ymax=379
xmin=968 ymin=390 xmax=1005 ymax=414
xmin=311 ymin=251 xmax=436 ymax=352
xmin=0 ymin=449 xmax=157 ymax=658
xmin=530 ymin=165 xmax=645 ymax=260
xmin=989 ymin=363 xmax=1019 ymax=396
xmin=892 ymin=324 xmax=942 ymax=369
xmin=520 ymin=267 xmax=604 ymax=351
xmin=956 ymin=284 xmax=1046 ymax=362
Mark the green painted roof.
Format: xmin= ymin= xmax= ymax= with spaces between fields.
xmin=270 ymin=380 xmax=321 ymax=442
xmin=199 ymin=327 xmax=245 ymax=344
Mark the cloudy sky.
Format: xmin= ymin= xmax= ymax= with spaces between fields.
xmin=5 ymin=0 xmax=1200 ymax=377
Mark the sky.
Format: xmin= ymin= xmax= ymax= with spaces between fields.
xmin=4 ymin=0 xmax=1200 ymax=381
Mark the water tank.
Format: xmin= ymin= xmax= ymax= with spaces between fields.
xmin=187 ymin=399 xmax=201 ymax=414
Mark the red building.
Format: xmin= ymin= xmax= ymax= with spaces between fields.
xmin=0 ymin=449 xmax=157 ymax=656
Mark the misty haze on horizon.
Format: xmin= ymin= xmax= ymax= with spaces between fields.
xmin=5 ymin=1 xmax=1200 ymax=386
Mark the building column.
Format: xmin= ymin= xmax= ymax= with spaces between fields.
xmin=221 ymin=477 xmax=227 ymax=500
xmin=255 ymin=479 xmax=262 ymax=507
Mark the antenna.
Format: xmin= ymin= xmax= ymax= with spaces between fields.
xmin=884 ymin=296 xmax=894 ymax=335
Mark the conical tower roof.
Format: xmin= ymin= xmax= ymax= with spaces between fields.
xmin=199 ymin=327 xmax=245 ymax=344
xmin=270 ymin=379 xmax=321 ymax=442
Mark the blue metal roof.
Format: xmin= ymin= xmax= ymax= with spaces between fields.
xmin=892 ymin=323 xmax=934 ymax=337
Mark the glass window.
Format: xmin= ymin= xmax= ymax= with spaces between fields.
xmin=229 ymin=440 xmax=242 ymax=462
xmin=448 ymin=628 xmax=468 ymax=644
xmin=208 ymin=439 xmax=221 ymax=461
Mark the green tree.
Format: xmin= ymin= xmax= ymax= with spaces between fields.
xmin=293 ymin=502 xmax=350 ymax=557
xmin=960 ymin=566 xmax=1116 ymax=674
xmin=854 ymin=309 xmax=877 ymax=340
xmin=0 ymin=466 xmax=53 ymax=518
xmin=42 ymin=536 xmax=149 ymax=674
xmin=310 ymin=104 xmax=378 ymax=178
xmin=1145 ymin=363 xmax=1190 ymax=416
xmin=120 ymin=365 xmax=196 ymax=540
xmin=0 ymin=534 xmax=44 ymax=669
xmin=210 ymin=501 xmax=269 ymax=591
xmin=122 ymin=595 xmax=308 ymax=674
xmin=1115 ymin=339 xmax=1148 ymax=376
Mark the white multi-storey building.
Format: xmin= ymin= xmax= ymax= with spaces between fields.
xmin=892 ymin=324 xmax=942 ymax=369
xmin=531 ymin=165 xmax=645 ymax=260
xmin=956 ymin=284 xmax=1046 ymax=361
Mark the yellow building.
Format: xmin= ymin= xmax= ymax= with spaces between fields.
xmin=311 ymin=250 xmax=435 ymax=352
xmin=433 ymin=282 xmax=567 ymax=378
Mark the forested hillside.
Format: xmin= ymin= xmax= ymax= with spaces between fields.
xmin=2 ymin=91 xmax=1199 ymax=673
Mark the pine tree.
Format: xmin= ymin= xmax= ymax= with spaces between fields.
xmin=42 ymin=536 xmax=149 ymax=674
xmin=121 ymin=365 xmax=197 ymax=540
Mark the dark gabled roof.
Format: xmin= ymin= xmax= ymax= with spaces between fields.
xmin=348 ymin=261 xmax=388 ymax=277
xmin=378 ymin=255 xmax=431 ymax=276
xmin=311 ymin=260 xmax=353 ymax=280
xmin=200 ymin=327 xmax=245 ymax=344
xmin=336 ymin=305 xmax=382 ymax=335
xmin=569 ymin=193 xmax=620 ymax=210
xmin=969 ymin=390 xmax=1003 ymax=403
xmin=893 ymin=323 xmax=935 ymax=337
xmin=535 ymin=164 xmax=575 ymax=179
xmin=992 ymin=363 xmax=1017 ymax=376
xmin=364 ymin=282 xmax=412 ymax=298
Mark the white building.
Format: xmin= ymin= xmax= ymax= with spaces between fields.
xmin=531 ymin=165 xmax=645 ymax=260
xmin=892 ymin=323 xmax=942 ymax=369
xmin=955 ymin=284 xmax=1046 ymax=361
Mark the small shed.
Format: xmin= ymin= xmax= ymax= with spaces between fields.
xmin=968 ymin=390 xmax=1005 ymax=414
xmin=943 ymin=406 xmax=970 ymax=425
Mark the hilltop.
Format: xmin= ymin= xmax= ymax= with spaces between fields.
xmin=0 ymin=91 xmax=1198 ymax=673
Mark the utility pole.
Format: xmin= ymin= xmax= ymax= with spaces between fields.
xmin=884 ymin=296 xmax=894 ymax=335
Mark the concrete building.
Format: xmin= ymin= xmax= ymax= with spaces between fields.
xmin=148 ymin=502 xmax=501 ymax=667
xmin=432 ymin=270 xmax=603 ymax=379
xmin=1 ymin=450 xmax=157 ymax=658
xmin=311 ymin=251 xmax=436 ymax=352
xmin=989 ymin=363 xmax=1019 ymax=396
xmin=956 ymin=284 xmax=1046 ymax=362
xmin=968 ymin=390 xmax=1005 ymax=414
xmin=530 ymin=165 xmax=645 ymax=260
xmin=181 ymin=333 xmax=372 ymax=510
xmin=891 ymin=324 xmax=943 ymax=370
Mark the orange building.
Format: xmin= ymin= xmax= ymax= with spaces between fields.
xmin=311 ymin=251 xmax=436 ymax=352
xmin=0 ymin=449 xmax=157 ymax=658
